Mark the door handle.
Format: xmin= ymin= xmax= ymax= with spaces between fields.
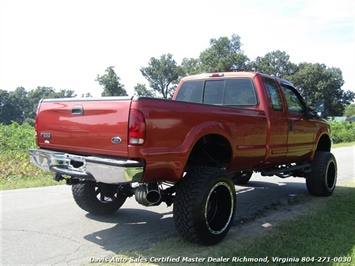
xmin=72 ymin=105 xmax=84 ymax=115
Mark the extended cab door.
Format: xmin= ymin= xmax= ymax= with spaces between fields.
xmin=281 ymin=84 xmax=316 ymax=160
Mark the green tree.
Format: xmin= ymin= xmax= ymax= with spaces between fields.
xmin=26 ymin=87 xmax=56 ymax=121
xmin=57 ymin=89 xmax=76 ymax=98
xmin=343 ymin=104 xmax=355 ymax=118
xmin=134 ymin=83 xmax=155 ymax=97
xmin=25 ymin=87 xmax=76 ymax=123
xmin=250 ymin=50 xmax=298 ymax=77
xmin=1 ymin=86 xmax=77 ymax=125
xmin=96 ymin=66 xmax=127 ymax=96
xmin=180 ymin=57 xmax=201 ymax=76
xmin=81 ymin=92 xmax=93 ymax=98
xmin=0 ymin=89 xmax=21 ymax=124
xmin=288 ymin=63 xmax=355 ymax=117
xmin=10 ymin=87 xmax=29 ymax=123
xmin=199 ymin=34 xmax=249 ymax=72
xmin=0 ymin=87 xmax=32 ymax=124
xmin=140 ymin=54 xmax=182 ymax=98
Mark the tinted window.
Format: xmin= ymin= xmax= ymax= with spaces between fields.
xmin=224 ymin=78 xmax=257 ymax=105
xmin=176 ymin=78 xmax=257 ymax=106
xmin=204 ymin=80 xmax=224 ymax=104
xmin=264 ymin=78 xmax=283 ymax=112
xmin=175 ymin=80 xmax=203 ymax=103
xmin=281 ymin=85 xmax=305 ymax=115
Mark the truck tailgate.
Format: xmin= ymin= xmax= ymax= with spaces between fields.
xmin=36 ymin=97 xmax=132 ymax=157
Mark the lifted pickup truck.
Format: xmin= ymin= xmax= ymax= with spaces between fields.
xmin=29 ymin=72 xmax=337 ymax=245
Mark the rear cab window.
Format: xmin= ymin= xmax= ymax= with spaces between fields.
xmin=175 ymin=80 xmax=204 ymax=103
xmin=176 ymin=78 xmax=258 ymax=106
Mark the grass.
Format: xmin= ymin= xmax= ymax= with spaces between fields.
xmin=333 ymin=141 xmax=355 ymax=148
xmin=102 ymin=181 xmax=355 ymax=266
xmin=0 ymin=122 xmax=65 ymax=190
xmin=0 ymin=170 xmax=64 ymax=190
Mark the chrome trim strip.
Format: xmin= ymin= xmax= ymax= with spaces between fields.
xmin=42 ymin=96 xmax=133 ymax=103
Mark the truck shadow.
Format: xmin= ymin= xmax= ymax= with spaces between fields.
xmin=234 ymin=179 xmax=308 ymax=224
xmin=83 ymin=177 xmax=309 ymax=253
xmin=84 ymin=208 xmax=176 ymax=251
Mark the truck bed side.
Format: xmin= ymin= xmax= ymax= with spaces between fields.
xmin=129 ymin=97 xmax=268 ymax=182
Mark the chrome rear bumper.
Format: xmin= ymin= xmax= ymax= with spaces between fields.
xmin=29 ymin=149 xmax=144 ymax=184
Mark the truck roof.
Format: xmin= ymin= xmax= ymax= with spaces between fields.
xmin=180 ymin=72 xmax=258 ymax=81
xmin=180 ymin=71 xmax=294 ymax=86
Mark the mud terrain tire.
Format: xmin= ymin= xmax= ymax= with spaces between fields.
xmin=173 ymin=166 xmax=236 ymax=245
xmin=306 ymin=151 xmax=337 ymax=196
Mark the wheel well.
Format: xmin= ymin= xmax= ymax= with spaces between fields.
xmin=186 ymin=134 xmax=232 ymax=169
xmin=316 ymin=134 xmax=331 ymax=152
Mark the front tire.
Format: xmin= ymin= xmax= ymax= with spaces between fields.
xmin=72 ymin=180 xmax=127 ymax=215
xmin=173 ymin=166 xmax=236 ymax=245
xmin=306 ymin=151 xmax=337 ymax=196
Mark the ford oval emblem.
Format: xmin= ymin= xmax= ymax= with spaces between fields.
xmin=111 ymin=136 xmax=122 ymax=144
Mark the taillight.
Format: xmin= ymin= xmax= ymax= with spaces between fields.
xmin=129 ymin=109 xmax=146 ymax=145
xmin=35 ymin=115 xmax=39 ymax=146
xmin=34 ymin=101 xmax=41 ymax=146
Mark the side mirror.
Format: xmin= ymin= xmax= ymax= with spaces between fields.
xmin=315 ymin=100 xmax=325 ymax=113
xmin=305 ymin=106 xmax=317 ymax=119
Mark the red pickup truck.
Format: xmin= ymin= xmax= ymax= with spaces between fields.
xmin=29 ymin=72 xmax=337 ymax=245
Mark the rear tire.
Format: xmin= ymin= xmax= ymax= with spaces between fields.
xmin=173 ymin=166 xmax=236 ymax=245
xmin=72 ymin=180 xmax=127 ymax=215
xmin=306 ymin=151 xmax=337 ymax=196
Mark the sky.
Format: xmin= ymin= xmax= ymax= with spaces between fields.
xmin=0 ymin=0 xmax=354 ymax=97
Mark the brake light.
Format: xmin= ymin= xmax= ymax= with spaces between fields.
xmin=129 ymin=109 xmax=146 ymax=145
xmin=210 ymin=73 xmax=224 ymax=77
xmin=35 ymin=115 xmax=39 ymax=146
xmin=34 ymin=101 xmax=41 ymax=146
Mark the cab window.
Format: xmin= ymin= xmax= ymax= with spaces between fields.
xmin=204 ymin=80 xmax=225 ymax=104
xmin=281 ymin=85 xmax=306 ymax=115
xmin=175 ymin=80 xmax=203 ymax=103
xmin=224 ymin=78 xmax=257 ymax=105
xmin=264 ymin=78 xmax=283 ymax=112
xmin=176 ymin=78 xmax=257 ymax=106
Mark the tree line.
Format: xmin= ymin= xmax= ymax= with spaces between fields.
xmin=1 ymin=34 xmax=354 ymax=125
xmin=0 ymin=87 xmax=77 ymax=125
